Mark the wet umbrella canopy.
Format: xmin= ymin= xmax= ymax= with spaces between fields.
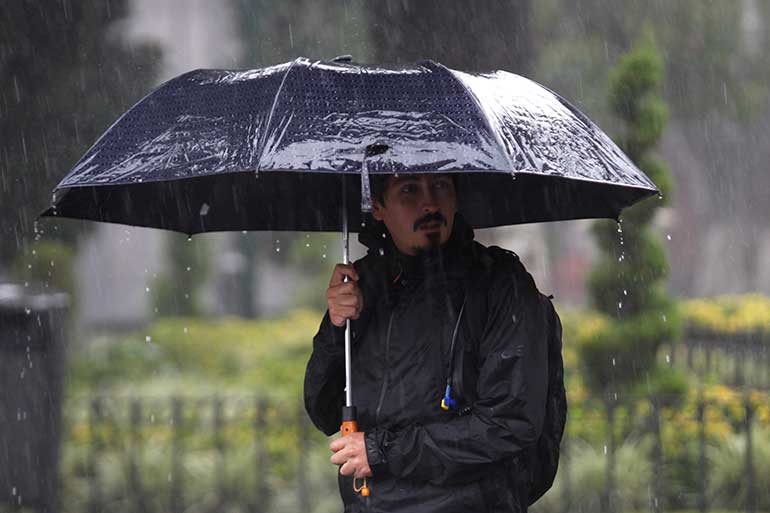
xmin=40 ymin=56 xmax=657 ymax=235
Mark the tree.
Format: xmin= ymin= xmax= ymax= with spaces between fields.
xmin=0 ymin=2 xmax=159 ymax=277
xmin=579 ymin=29 xmax=684 ymax=399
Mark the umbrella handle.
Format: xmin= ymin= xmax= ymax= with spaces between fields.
xmin=340 ymin=406 xmax=370 ymax=497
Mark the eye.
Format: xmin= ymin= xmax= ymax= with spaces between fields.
xmin=401 ymin=184 xmax=417 ymax=193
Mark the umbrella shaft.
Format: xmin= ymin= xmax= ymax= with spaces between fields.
xmin=342 ymin=177 xmax=353 ymax=407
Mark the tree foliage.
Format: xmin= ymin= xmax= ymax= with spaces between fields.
xmin=0 ymin=2 xmax=159 ymax=275
xmin=581 ymin=30 xmax=684 ymax=398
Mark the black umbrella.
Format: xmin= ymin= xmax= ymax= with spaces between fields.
xmin=39 ymin=56 xmax=657 ymax=494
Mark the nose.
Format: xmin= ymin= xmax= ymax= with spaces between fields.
xmin=421 ymin=187 xmax=439 ymax=213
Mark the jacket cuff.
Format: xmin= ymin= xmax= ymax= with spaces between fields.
xmin=318 ymin=311 xmax=346 ymax=353
xmin=365 ymin=428 xmax=389 ymax=475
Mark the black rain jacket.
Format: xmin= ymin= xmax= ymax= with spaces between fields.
xmin=304 ymin=214 xmax=560 ymax=513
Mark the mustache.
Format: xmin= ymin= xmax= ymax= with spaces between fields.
xmin=413 ymin=212 xmax=447 ymax=231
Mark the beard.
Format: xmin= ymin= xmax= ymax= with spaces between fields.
xmin=411 ymin=231 xmax=443 ymax=257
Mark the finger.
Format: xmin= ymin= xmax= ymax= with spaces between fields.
xmin=330 ymin=281 xmax=360 ymax=295
xmin=354 ymin=464 xmax=372 ymax=479
xmin=331 ymin=294 xmax=361 ymax=308
xmin=330 ymin=437 xmax=346 ymax=452
xmin=331 ymin=306 xmax=359 ymax=320
xmin=330 ymin=450 xmax=348 ymax=466
xmin=330 ymin=264 xmax=359 ymax=286
xmin=339 ymin=459 xmax=356 ymax=476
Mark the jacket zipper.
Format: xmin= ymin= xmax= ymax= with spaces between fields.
xmin=374 ymin=309 xmax=395 ymax=424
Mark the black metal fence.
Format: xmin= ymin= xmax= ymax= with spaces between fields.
xmin=59 ymin=387 xmax=769 ymax=513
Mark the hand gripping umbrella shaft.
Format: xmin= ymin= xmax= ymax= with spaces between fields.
xmin=339 ymin=174 xmax=370 ymax=498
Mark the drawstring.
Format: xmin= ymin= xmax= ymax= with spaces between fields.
xmin=441 ymin=297 xmax=466 ymax=411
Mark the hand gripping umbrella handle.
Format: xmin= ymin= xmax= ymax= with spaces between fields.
xmin=340 ymin=406 xmax=370 ymax=497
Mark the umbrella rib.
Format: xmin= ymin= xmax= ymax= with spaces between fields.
xmin=255 ymin=57 xmax=303 ymax=173
xmin=431 ymin=62 xmax=517 ymax=175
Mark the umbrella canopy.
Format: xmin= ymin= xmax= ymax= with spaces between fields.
xmin=40 ymin=56 xmax=657 ymax=235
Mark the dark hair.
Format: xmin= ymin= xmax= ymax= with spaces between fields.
xmin=369 ymin=173 xmax=458 ymax=206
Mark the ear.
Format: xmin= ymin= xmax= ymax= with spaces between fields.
xmin=371 ymin=199 xmax=385 ymax=221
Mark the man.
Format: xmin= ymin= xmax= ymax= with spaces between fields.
xmin=304 ymin=172 xmax=565 ymax=512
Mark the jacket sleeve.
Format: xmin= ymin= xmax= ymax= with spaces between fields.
xmin=304 ymin=257 xmax=378 ymax=436
xmin=364 ymin=266 xmax=550 ymax=485
xmin=304 ymin=310 xmax=347 ymax=436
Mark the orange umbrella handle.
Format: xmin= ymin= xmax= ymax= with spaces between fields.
xmin=340 ymin=406 xmax=370 ymax=497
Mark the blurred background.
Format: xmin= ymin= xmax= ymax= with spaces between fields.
xmin=1 ymin=1 xmax=769 ymax=512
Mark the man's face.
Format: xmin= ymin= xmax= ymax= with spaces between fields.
xmin=372 ymin=173 xmax=457 ymax=256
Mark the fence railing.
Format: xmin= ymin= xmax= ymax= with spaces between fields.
xmin=59 ymin=390 xmax=769 ymax=513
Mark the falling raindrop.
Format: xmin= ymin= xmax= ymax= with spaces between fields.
xmin=612 ymin=357 xmax=616 ymax=366
xmin=666 ymin=234 xmax=672 ymax=240
xmin=183 ymin=327 xmax=188 ymax=334
xmin=146 ymin=336 xmax=152 ymax=342
xmin=145 ymin=287 xmax=150 ymax=292
xmin=665 ymin=354 xmax=671 ymax=363
xmin=623 ymin=289 xmax=627 ymax=295
xmin=322 ymin=254 xmax=327 ymax=259
xmin=603 ymin=445 xmax=608 ymax=455
xmin=617 ymin=301 xmax=623 ymax=310
xmin=186 ymin=266 xmax=191 ymax=271
xmin=378 ymin=248 xmax=384 ymax=256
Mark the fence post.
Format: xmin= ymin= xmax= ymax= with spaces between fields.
xmin=88 ymin=397 xmax=104 ymax=513
xmin=744 ymin=395 xmax=755 ymax=513
xmin=129 ymin=398 xmax=148 ymax=513
xmin=603 ymin=399 xmax=616 ymax=513
xmin=254 ymin=397 xmax=269 ymax=513
xmin=560 ymin=434 xmax=571 ymax=513
xmin=170 ymin=397 xmax=183 ymax=513
xmin=213 ymin=396 xmax=227 ymax=506
xmin=297 ymin=401 xmax=311 ymax=513
xmin=696 ymin=391 xmax=708 ymax=513
xmin=651 ymin=398 xmax=664 ymax=513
